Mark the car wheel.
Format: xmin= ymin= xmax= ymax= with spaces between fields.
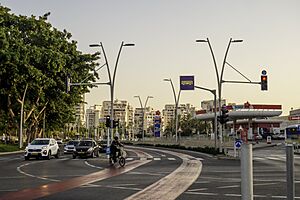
xmin=47 ymin=151 xmax=51 ymax=160
xmin=73 ymin=154 xmax=76 ymax=159
xmin=24 ymin=156 xmax=30 ymax=161
xmin=55 ymin=150 xmax=60 ymax=159
xmin=96 ymin=150 xmax=99 ymax=157
xmin=90 ymin=151 xmax=94 ymax=158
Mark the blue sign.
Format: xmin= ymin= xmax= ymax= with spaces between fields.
xmin=106 ymin=146 xmax=110 ymax=155
xmin=154 ymin=115 xmax=161 ymax=137
xmin=235 ymin=139 xmax=242 ymax=148
xmin=180 ymin=76 xmax=194 ymax=90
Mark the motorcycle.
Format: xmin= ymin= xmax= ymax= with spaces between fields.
xmin=109 ymin=146 xmax=126 ymax=167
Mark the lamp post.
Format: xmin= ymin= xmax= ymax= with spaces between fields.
xmin=134 ymin=95 xmax=153 ymax=141
xmin=163 ymin=78 xmax=181 ymax=143
xmin=194 ymin=86 xmax=217 ymax=150
xmin=196 ymin=38 xmax=242 ymax=152
xmin=90 ymin=41 xmax=134 ymax=149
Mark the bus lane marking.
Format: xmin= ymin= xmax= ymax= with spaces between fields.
xmin=125 ymin=147 xmax=202 ymax=200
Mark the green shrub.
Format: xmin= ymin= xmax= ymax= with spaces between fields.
xmin=0 ymin=144 xmax=21 ymax=152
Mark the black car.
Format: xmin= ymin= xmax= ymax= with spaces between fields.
xmin=97 ymin=140 xmax=108 ymax=153
xmin=73 ymin=139 xmax=99 ymax=158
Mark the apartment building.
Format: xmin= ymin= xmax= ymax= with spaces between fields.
xmin=101 ymin=100 xmax=134 ymax=138
xmin=162 ymin=103 xmax=196 ymax=131
xmin=134 ymin=107 xmax=156 ymax=137
xmin=86 ymin=105 xmax=101 ymax=139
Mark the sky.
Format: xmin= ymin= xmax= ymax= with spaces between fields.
xmin=2 ymin=0 xmax=300 ymax=116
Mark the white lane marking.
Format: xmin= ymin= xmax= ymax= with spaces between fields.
xmin=217 ymin=185 xmax=240 ymax=189
xmin=126 ymin=157 xmax=134 ymax=161
xmin=187 ymin=188 xmax=208 ymax=192
xmin=17 ymin=162 xmax=59 ymax=182
xmin=82 ymin=183 xmax=142 ymax=191
xmin=84 ymin=161 xmax=103 ymax=169
xmin=168 ymin=158 xmax=176 ymax=161
xmin=224 ymin=193 xmax=241 ymax=197
xmin=195 ymin=158 xmax=204 ymax=161
xmin=267 ymin=156 xmax=283 ymax=161
xmin=185 ymin=191 xmax=218 ymax=196
xmin=153 ymin=157 xmax=161 ymax=161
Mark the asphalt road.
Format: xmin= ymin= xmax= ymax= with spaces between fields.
xmin=0 ymin=144 xmax=299 ymax=200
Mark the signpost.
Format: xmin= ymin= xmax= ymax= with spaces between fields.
xmin=154 ymin=111 xmax=161 ymax=137
xmin=180 ymin=76 xmax=194 ymax=90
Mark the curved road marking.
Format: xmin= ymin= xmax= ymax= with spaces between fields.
xmin=17 ymin=161 xmax=59 ymax=182
xmin=125 ymin=147 xmax=202 ymax=200
xmin=84 ymin=160 xmax=103 ymax=169
xmin=1 ymin=150 xmax=151 ymax=200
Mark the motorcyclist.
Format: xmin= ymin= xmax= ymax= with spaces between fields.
xmin=110 ymin=136 xmax=123 ymax=163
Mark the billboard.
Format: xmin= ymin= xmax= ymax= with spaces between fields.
xmin=180 ymin=76 xmax=194 ymax=90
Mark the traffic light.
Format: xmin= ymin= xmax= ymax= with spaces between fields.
xmin=261 ymin=75 xmax=268 ymax=91
xmin=105 ymin=116 xmax=111 ymax=127
xmin=220 ymin=106 xmax=229 ymax=124
xmin=113 ymin=119 xmax=119 ymax=128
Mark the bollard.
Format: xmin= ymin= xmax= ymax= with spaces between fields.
xmin=286 ymin=144 xmax=295 ymax=200
xmin=241 ymin=143 xmax=253 ymax=200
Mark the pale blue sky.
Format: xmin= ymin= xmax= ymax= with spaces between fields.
xmin=2 ymin=0 xmax=300 ymax=115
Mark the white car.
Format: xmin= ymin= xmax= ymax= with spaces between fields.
xmin=24 ymin=138 xmax=60 ymax=160
xmin=64 ymin=140 xmax=80 ymax=154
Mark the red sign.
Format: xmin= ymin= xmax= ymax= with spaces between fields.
xmin=289 ymin=116 xmax=300 ymax=121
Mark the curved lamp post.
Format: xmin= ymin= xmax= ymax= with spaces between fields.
xmin=163 ymin=78 xmax=181 ymax=143
xmin=90 ymin=42 xmax=134 ymax=148
xmin=134 ymin=95 xmax=153 ymax=141
xmin=196 ymin=38 xmax=242 ymax=152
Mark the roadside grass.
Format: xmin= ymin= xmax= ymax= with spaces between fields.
xmin=0 ymin=143 xmax=21 ymax=152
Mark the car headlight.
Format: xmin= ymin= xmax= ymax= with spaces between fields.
xmin=42 ymin=146 xmax=48 ymax=150
xmin=87 ymin=147 xmax=93 ymax=152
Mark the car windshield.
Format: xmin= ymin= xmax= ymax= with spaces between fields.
xmin=31 ymin=140 xmax=49 ymax=145
xmin=67 ymin=141 xmax=79 ymax=145
xmin=78 ymin=141 xmax=92 ymax=147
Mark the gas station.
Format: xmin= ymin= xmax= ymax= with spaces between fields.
xmin=195 ymin=101 xmax=283 ymax=140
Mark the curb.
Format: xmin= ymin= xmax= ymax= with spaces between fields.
xmin=0 ymin=150 xmax=23 ymax=156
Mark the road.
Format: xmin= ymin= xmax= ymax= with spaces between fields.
xmin=0 ymin=144 xmax=299 ymax=200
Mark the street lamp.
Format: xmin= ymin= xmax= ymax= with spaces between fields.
xmin=90 ymin=41 xmax=134 ymax=149
xmin=134 ymin=95 xmax=153 ymax=141
xmin=196 ymin=38 xmax=242 ymax=152
xmin=163 ymin=78 xmax=181 ymax=143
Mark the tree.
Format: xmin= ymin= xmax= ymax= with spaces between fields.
xmin=179 ymin=114 xmax=207 ymax=137
xmin=0 ymin=6 xmax=99 ymax=143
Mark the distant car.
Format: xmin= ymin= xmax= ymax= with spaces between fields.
xmin=98 ymin=140 xmax=108 ymax=153
xmin=73 ymin=139 xmax=100 ymax=158
xmin=64 ymin=140 xmax=80 ymax=154
xmin=24 ymin=138 xmax=60 ymax=160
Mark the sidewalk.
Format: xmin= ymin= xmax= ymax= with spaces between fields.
xmin=224 ymin=141 xmax=283 ymax=158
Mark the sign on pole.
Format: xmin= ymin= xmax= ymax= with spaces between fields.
xmin=180 ymin=76 xmax=194 ymax=90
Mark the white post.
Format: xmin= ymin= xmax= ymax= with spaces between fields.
xmin=286 ymin=144 xmax=295 ymax=200
xmin=241 ymin=143 xmax=253 ymax=200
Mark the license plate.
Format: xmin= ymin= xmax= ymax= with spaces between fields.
xmin=31 ymin=152 xmax=38 ymax=155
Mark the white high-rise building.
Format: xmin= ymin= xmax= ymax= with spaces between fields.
xmin=101 ymin=100 xmax=134 ymax=139
xmin=162 ymin=103 xmax=196 ymax=132
xmin=134 ymin=107 xmax=156 ymax=137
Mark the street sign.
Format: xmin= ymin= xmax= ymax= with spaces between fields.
xmin=180 ymin=76 xmax=194 ymax=90
xmin=235 ymin=139 xmax=242 ymax=149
